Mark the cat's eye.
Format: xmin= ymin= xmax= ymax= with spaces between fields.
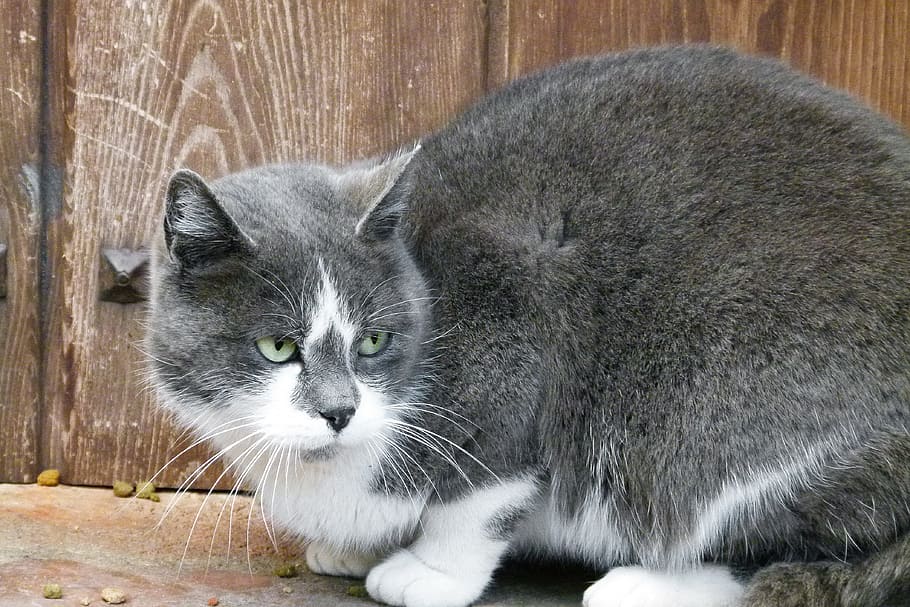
xmin=357 ymin=331 xmax=390 ymax=357
xmin=255 ymin=336 xmax=298 ymax=363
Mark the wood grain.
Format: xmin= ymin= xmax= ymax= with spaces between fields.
xmin=0 ymin=1 xmax=42 ymax=482
xmin=488 ymin=0 xmax=910 ymax=129
xmin=41 ymin=0 xmax=486 ymax=488
xmin=16 ymin=0 xmax=910 ymax=490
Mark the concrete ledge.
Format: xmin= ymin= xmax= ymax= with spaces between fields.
xmin=0 ymin=484 xmax=589 ymax=606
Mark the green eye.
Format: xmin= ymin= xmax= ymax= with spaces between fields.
xmin=255 ymin=336 xmax=298 ymax=363
xmin=357 ymin=331 xmax=390 ymax=357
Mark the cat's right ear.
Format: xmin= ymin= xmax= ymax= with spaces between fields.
xmin=164 ymin=169 xmax=250 ymax=268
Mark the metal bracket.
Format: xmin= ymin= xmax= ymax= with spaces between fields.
xmin=99 ymin=247 xmax=149 ymax=304
xmin=0 ymin=243 xmax=6 ymax=299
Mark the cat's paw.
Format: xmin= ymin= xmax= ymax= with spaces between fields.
xmin=582 ymin=565 xmax=744 ymax=607
xmin=365 ymin=548 xmax=487 ymax=607
xmin=305 ymin=541 xmax=378 ymax=578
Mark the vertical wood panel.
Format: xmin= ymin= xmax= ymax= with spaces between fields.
xmin=42 ymin=0 xmax=486 ymax=488
xmin=0 ymin=1 xmax=42 ymax=482
xmin=489 ymin=0 xmax=910 ymax=129
xmin=18 ymin=0 xmax=908 ymax=488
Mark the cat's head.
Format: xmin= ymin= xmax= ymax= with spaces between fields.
xmin=146 ymin=147 xmax=431 ymax=460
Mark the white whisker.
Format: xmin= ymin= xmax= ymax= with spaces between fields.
xmin=175 ymin=434 xmax=269 ymax=575
xmin=368 ymin=296 xmax=440 ymax=319
xmin=146 ymin=416 xmax=262 ymax=490
xmin=388 ymin=419 xmax=500 ymax=485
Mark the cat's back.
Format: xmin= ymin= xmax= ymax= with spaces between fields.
xmin=405 ymin=45 xmax=909 ymax=316
xmin=409 ymin=45 xmax=907 ymax=246
xmin=402 ymin=46 xmax=909 ymax=466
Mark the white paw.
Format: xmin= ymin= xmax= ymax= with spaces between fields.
xmin=305 ymin=541 xmax=378 ymax=578
xmin=365 ymin=548 xmax=488 ymax=607
xmin=582 ymin=565 xmax=744 ymax=607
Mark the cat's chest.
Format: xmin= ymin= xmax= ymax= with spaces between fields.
xmin=254 ymin=450 xmax=422 ymax=550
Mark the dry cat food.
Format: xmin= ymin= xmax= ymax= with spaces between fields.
xmin=134 ymin=480 xmax=160 ymax=502
xmin=273 ymin=563 xmax=299 ymax=578
xmin=207 ymin=598 xmax=219 ymax=606
xmin=36 ymin=469 xmax=60 ymax=487
xmin=42 ymin=583 xmax=63 ymax=599
xmin=100 ymin=587 xmax=126 ymax=604
xmin=112 ymin=481 xmax=134 ymax=498
xmin=346 ymin=584 xmax=369 ymax=598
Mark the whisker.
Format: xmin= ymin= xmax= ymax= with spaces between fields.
xmin=363 ymin=328 xmax=414 ymax=340
xmin=146 ymin=416 xmax=262 ymax=491
xmin=385 ymin=404 xmax=479 ymax=447
xmin=176 ymin=434 xmax=268 ymax=575
xmin=421 ymin=322 xmax=462 ymax=345
xmin=241 ymin=263 xmax=300 ymax=317
xmin=245 ymin=443 xmax=275 ymax=575
xmin=224 ymin=444 xmax=266 ymax=564
xmin=386 ymin=422 xmax=474 ymax=488
xmin=371 ymin=435 xmax=429 ymax=532
xmin=259 ymin=446 xmax=283 ymax=551
xmin=135 ymin=344 xmax=179 ymax=367
xmin=388 ymin=419 xmax=500 ymax=484
xmin=261 ymin=311 xmax=302 ymax=325
xmin=367 ymin=298 xmax=424 ymax=317
xmin=366 ymin=310 xmax=422 ymax=323
xmin=378 ymin=434 xmax=436 ymax=504
xmin=156 ymin=423 xmax=263 ymax=530
xmin=199 ymin=434 xmax=271 ymax=573
xmin=368 ymin=296 xmax=440 ymax=319
xmin=386 ymin=402 xmax=478 ymax=432
xmin=282 ymin=445 xmax=293 ymax=526
xmin=360 ymin=274 xmax=404 ymax=309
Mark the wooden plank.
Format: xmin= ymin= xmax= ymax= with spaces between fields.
xmin=0 ymin=1 xmax=42 ymax=482
xmin=488 ymin=0 xmax=910 ymax=129
xmin=42 ymin=0 xmax=486 ymax=488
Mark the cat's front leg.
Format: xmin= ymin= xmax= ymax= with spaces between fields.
xmin=365 ymin=478 xmax=537 ymax=607
xmin=305 ymin=541 xmax=380 ymax=578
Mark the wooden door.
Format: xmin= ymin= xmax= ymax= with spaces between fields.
xmin=39 ymin=0 xmax=487 ymax=488
xmin=1 ymin=0 xmax=907 ymax=487
xmin=0 ymin=1 xmax=42 ymax=483
xmin=488 ymin=1 xmax=910 ymax=127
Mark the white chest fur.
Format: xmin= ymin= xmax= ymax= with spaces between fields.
xmin=253 ymin=447 xmax=424 ymax=552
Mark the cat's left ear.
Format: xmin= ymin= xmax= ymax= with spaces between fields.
xmin=348 ymin=143 xmax=420 ymax=240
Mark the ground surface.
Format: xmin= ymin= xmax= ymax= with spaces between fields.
xmin=0 ymin=484 xmax=590 ymax=607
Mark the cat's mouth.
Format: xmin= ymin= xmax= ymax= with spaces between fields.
xmin=256 ymin=399 xmax=387 ymax=455
xmin=197 ymin=371 xmax=392 ymax=463
xmin=283 ymin=441 xmax=338 ymax=462
xmin=258 ymin=410 xmax=342 ymax=451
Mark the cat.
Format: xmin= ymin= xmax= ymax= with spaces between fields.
xmin=146 ymin=46 xmax=910 ymax=607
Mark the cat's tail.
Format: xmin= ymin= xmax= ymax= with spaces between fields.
xmin=741 ymin=534 xmax=910 ymax=607
xmin=841 ymin=532 xmax=910 ymax=607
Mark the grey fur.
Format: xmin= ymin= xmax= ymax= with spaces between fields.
xmin=147 ymin=46 xmax=910 ymax=605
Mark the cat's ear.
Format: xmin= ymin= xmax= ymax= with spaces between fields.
xmin=349 ymin=143 xmax=420 ymax=240
xmin=163 ymin=169 xmax=251 ymax=268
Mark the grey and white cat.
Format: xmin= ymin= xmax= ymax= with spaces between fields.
xmin=146 ymin=47 xmax=910 ymax=607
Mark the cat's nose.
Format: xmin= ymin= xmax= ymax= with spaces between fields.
xmin=319 ymin=406 xmax=355 ymax=433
